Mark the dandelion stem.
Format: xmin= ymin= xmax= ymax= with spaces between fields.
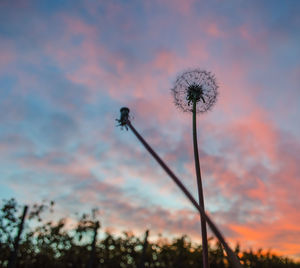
xmin=125 ymin=119 xmax=242 ymax=268
xmin=192 ymin=99 xmax=209 ymax=268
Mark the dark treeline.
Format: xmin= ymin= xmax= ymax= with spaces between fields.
xmin=0 ymin=199 xmax=299 ymax=268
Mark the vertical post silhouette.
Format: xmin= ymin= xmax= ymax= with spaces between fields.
xmin=138 ymin=230 xmax=149 ymax=268
xmin=8 ymin=205 xmax=28 ymax=268
xmin=87 ymin=221 xmax=100 ymax=268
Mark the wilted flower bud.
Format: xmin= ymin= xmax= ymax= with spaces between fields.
xmin=116 ymin=107 xmax=130 ymax=130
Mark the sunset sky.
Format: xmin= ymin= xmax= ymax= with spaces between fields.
xmin=1 ymin=0 xmax=300 ymax=260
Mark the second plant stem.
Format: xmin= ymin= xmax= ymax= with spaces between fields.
xmin=193 ymin=100 xmax=209 ymax=268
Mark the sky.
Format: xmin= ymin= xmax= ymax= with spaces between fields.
xmin=1 ymin=0 xmax=300 ymax=260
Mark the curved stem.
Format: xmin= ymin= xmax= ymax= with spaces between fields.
xmin=193 ymin=100 xmax=209 ymax=268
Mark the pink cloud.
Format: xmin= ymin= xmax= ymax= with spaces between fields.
xmin=0 ymin=38 xmax=16 ymax=70
xmin=152 ymin=50 xmax=177 ymax=75
xmin=238 ymin=25 xmax=269 ymax=53
xmin=225 ymin=109 xmax=279 ymax=163
xmin=17 ymin=149 xmax=98 ymax=180
xmin=206 ymin=23 xmax=224 ymax=38
xmin=148 ymin=0 xmax=196 ymax=16
xmin=62 ymin=15 xmax=98 ymax=37
xmin=229 ymin=218 xmax=300 ymax=257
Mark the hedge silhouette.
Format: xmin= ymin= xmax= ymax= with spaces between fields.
xmin=0 ymin=199 xmax=299 ymax=268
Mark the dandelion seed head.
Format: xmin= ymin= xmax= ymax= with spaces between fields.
xmin=171 ymin=69 xmax=218 ymax=113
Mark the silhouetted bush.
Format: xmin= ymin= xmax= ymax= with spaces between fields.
xmin=1 ymin=199 xmax=299 ymax=267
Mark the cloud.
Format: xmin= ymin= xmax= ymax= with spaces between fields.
xmin=39 ymin=113 xmax=78 ymax=146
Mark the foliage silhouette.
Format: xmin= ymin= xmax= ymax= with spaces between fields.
xmin=0 ymin=199 xmax=299 ymax=268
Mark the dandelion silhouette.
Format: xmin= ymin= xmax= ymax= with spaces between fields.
xmin=116 ymin=108 xmax=242 ymax=268
xmin=172 ymin=69 xmax=218 ymax=113
xmin=116 ymin=107 xmax=130 ymax=130
xmin=172 ymin=69 xmax=218 ymax=268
